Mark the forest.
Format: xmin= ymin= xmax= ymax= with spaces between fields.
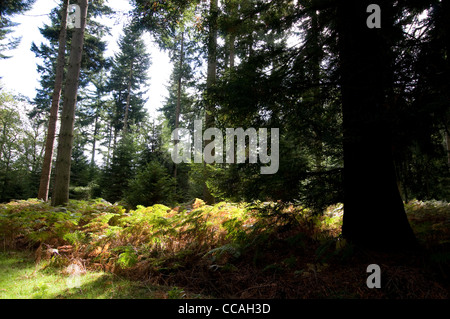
xmin=0 ymin=0 xmax=449 ymax=301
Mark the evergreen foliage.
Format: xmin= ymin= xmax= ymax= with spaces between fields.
xmin=0 ymin=0 xmax=449 ymax=253
xmin=0 ymin=0 xmax=35 ymax=59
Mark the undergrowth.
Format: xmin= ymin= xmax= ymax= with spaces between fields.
xmin=0 ymin=198 xmax=448 ymax=298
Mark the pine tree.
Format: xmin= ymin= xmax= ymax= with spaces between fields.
xmin=100 ymin=133 xmax=138 ymax=204
xmin=0 ymin=0 xmax=35 ymax=59
xmin=37 ymin=0 xmax=69 ymax=201
xmin=32 ymin=0 xmax=110 ymax=202
xmin=52 ymin=0 xmax=89 ymax=206
xmin=30 ymin=0 xmax=111 ymax=118
xmin=203 ymin=0 xmax=218 ymax=204
xmin=108 ymin=24 xmax=150 ymax=138
xmin=337 ymin=0 xmax=417 ymax=250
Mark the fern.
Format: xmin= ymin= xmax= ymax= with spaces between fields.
xmin=114 ymin=245 xmax=139 ymax=268
xmin=204 ymin=243 xmax=241 ymax=263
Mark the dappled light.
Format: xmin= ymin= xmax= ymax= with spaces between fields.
xmin=0 ymin=0 xmax=449 ymax=305
xmin=1 ymin=198 xmax=449 ymax=298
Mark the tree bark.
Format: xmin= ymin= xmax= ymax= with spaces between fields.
xmin=337 ymin=0 xmax=417 ymax=250
xmin=203 ymin=0 xmax=218 ymax=204
xmin=445 ymin=129 xmax=450 ymax=168
xmin=123 ymin=61 xmax=134 ymax=135
xmin=310 ymin=8 xmax=323 ymax=172
xmin=51 ymin=0 xmax=88 ymax=206
xmin=37 ymin=0 xmax=69 ymax=201
xmin=174 ymin=31 xmax=184 ymax=181
xmin=91 ymin=101 xmax=99 ymax=166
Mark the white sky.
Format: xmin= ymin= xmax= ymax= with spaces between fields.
xmin=0 ymin=0 xmax=172 ymax=119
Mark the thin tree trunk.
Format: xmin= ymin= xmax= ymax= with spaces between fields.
xmin=51 ymin=0 xmax=88 ymax=206
xmin=337 ymin=0 xmax=417 ymax=250
xmin=37 ymin=0 xmax=69 ymax=201
xmin=310 ymin=9 xmax=323 ymax=171
xmin=174 ymin=31 xmax=184 ymax=181
xmin=445 ymin=129 xmax=450 ymax=168
xmin=229 ymin=33 xmax=235 ymax=69
xmin=228 ymin=0 xmax=237 ymax=69
xmin=105 ymin=122 xmax=112 ymax=167
xmin=123 ymin=62 xmax=133 ymax=135
xmin=91 ymin=105 xmax=99 ymax=166
xmin=203 ymin=0 xmax=218 ymax=204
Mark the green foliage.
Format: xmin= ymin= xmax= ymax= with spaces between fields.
xmin=115 ymin=245 xmax=139 ymax=269
xmin=107 ymin=23 xmax=150 ymax=134
xmin=100 ymin=134 xmax=139 ymax=204
xmin=0 ymin=198 xmax=449 ymax=298
xmin=125 ymin=160 xmax=176 ymax=208
xmin=0 ymin=0 xmax=35 ymax=59
xmin=0 ymin=92 xmax=44 ymax=203
xmin=167 ymin=286 xmax=186 ymax=299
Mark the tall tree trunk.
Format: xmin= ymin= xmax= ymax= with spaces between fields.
xmin=123 ymin=62 xmax=134 ymax=135
xmin=91 ymin=103 xmax=99 ymax=166
xmin=225 ymin=0 xmax=237 ymax=69
xmin=337 ymin=0 xmax=417 ymax=250
xmin=105 ymin=122 xmax=112 ymax=168
xmin=37 ymin=0 xmax=69 ymax=201
xmin=51 ymin=0 xmax=88 ymax=206
xmin=229 ymin=33 xmax=235 ymax=69
xmin=310 ymin=8 xmax=323 ymax=171
xmin=203 ymin=0 xmax=218 ymax=204
xmin=445 ymin=129 xmax=450 ymax=168
xmin=174 ymin=31 xmax=184 ymax=181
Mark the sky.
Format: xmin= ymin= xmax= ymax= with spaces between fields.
xmin=0 ymin=0 xmax=173 ymax=119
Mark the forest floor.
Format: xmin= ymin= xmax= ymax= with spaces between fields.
xmin=0 ymin=198 xmax=449 ymax=299
xmin=0 ymin=250 xmax=197 ymax=299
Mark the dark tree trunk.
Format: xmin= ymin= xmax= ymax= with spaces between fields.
xmin=174 ymin=31 xmax=184 ymax=181
xmin=337 ymin=0 xmax=417 ymax=250
xmin=51 ymin=0 xmax=88 ymax=206
xmin=123 ymin=62 xmax=133 ymax=135
xmin=203 ymin=0 xmax=218 ymax=205
xmin=91 ymin=102 xmax=99 ymax=166
xmin=37 ymin=0 xmax=69 ymax=201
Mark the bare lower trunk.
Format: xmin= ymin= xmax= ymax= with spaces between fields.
xmin=445 ymin=129 xmax=450 ymax=168
xmin=174 ymin=31 xmax=184 ymax=181
xmin=203 ymin=0 xmax=218 ymax=204
xmin=123 ymin=63 xmax=133 ymax=135
xmin=91 ymin=109 xmax=99 ymax=166
xmin=38 ymin=0 xmax=69 ymax=201
xmin=338 ymin=0 xmax=417 ymax=251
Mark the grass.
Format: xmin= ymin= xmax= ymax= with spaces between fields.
xmin=0 ymin=250 xmax=200 ymax=299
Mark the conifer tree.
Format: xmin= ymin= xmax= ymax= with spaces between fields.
xmin=52 ymin=0 xmax=89 ymax=206
xmin=37 ymin=0 xmax=69 ymax=201
xmin=0 ymin=0 xmax=35 ymax=59
xmin=108 ymin=24 xmax=151 ymax=138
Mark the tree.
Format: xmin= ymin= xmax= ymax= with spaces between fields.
xmin=0 ymin=0 xmax=35 ymax=59
xmin=108 ymin=24 xmax=150 ymax=138
xmin=396 ymin=0 xmax=450 ymax=201
xmin=52 ymin=0 xmax=88 ymax=206
xmin=37 ymin=0 xmax=69 ymax=201
xmin=30 ymin=0 xmax=111 ymax=118
xmin=84 ymin=71 xmax=110 ymax=168
xmin=100 ymin=133 xmax=138 ymax=204
xmin=203 ymin=0 xmax=218 ymax=204
xmin=125 ymin=160 xmax=176 ymax=208
xmin=0 ymin=93 xmax=23 ymax=201
xmin=337 ymin=0 xmax=417 ymax=250
xmin=0 ymin=91 xmax=45 ymax=202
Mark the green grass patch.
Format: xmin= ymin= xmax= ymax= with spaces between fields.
xmin=0 ymin=250 xmax=195 ymax=299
